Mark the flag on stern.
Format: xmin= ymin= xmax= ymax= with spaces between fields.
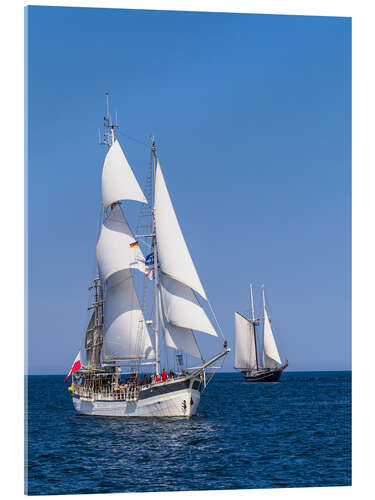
xmin=130 ymin=241 xmax=139 ymax=248
xmin=65 ymin=351 xmax=82 ymax=383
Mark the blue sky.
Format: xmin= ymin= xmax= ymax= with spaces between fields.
xmin=26 ymin=6 xmax=351 ymax=373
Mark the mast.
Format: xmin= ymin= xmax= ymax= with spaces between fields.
xmin=152 ymin=137 xmax=160 ymax=374
xmin=101 ymin=92 xmax=118 ymax=154
xmin=250 ymin=283 xmax=259 ymax=371
xmin=261 ymin=284 xmax=266 ymax=312
xmin=261 ymin=284 xmax=265 ymax=368
xmin=90 ymin=92 xmax=115 ymax=368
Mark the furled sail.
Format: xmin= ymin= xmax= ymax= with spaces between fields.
xmin=234 ymin=312 xmax=258 ymax=370
xmin=154 ymin=162 xmax=207 ymax=299
xmin=262 ymin=306 xmax=281 ymax=368
xmin=102 ymin=269 xmax=155 ymax=361
xmin=160 ymin=273 xmax=217 ymax=336
xmin=102 ymin=139 xmax=148 ymax=211
xmin=158 ymin=288 xmax=202 ymax=359
xmin=84 ymin=312 xmax=96 ymax=365
xmin=85 ymin=313 xmax=103 ymax=366
xmin=96 ymin=204 xmax=146 ymax=282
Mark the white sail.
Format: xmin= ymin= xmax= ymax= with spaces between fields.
xmin=102 ymin=139 xmax=147 ymax=211
xmin=102 ymin=269 xmax=155 ymax=361
xmin=234 ymin=312 xmax=258 ymax=370
xmin=158 ymin=288 xmax=202 ymax=359
xmin=262 ymin=306 xmax=281 ymax=367
xmin=160 ymin=273 xmax=217 ymax=336
xmin=96 ymin=204 xmax=146 ymax=282
xmin=154 ymin=162 xmax=207 ymax=299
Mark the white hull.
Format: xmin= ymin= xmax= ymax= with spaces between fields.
xmin=72 ymin=378 xmax=201 ymax=418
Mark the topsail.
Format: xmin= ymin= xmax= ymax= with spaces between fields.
xmin=96 ymin=204 xmax=146 ymax=282
xmin=102 ymin=139 xmax=147 ymax=211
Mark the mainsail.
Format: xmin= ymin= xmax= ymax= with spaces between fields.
xmin=262 ymin=306 xmax=281 ymax=368
xmin=234 ymin=312 xmax=258 ymax=370
xmin=102 ymin=139 xmax=147 ymax=211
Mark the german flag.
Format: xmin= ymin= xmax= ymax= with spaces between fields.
xmin=130 ymin=241 xmax=139 ymax=249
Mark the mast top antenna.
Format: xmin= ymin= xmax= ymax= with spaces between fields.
xmin=100 ymin=92 xmax=118 ymax=149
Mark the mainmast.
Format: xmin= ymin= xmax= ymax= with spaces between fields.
xmin=151 ymin=137 xmax=161 ymax=375
xmin=250 ymin=283 xmax=259 ymax=371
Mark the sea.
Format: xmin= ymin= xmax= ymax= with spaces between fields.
xmin=25 ymin=371 xmax=351 ymax=495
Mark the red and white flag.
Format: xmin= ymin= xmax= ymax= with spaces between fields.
xmin=65 ymin=351 xmax=81 ymax=383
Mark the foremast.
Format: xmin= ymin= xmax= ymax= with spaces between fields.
xmin=85 ymin=93 xmax=120 ymax=369
xmin=86 ymin=94 xmax=114 ymax=368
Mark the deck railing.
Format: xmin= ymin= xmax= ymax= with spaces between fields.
xmin=72 ymin=375 xmax=190 ymax=401
xmin=72 ymin=385 xmax=141 ymax=401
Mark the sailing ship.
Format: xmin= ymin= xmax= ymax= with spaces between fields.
xmin=67 ymin=95 xmax=229 ymax=417
xmin=234 ymin=284 xmax=288 ymax=382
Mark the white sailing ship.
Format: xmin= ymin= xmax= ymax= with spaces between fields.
xmin=234 ymin=284 xmax=288 ymax=382
xmin=69 ymin=96 xmax=229 ymax=417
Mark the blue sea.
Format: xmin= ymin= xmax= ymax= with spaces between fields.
xmin=25 ymin=371 xmax=351 ymax=495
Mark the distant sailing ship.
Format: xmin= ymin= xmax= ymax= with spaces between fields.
xmin=66 ymin=95 xmax=229 ymax=417
xmin=234 ymin=284 xmax=288 ymax=382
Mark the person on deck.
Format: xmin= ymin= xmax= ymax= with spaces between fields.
xmin=155 ymin=374 xmax=162 ymax=383
xmin=161 ymin=369 xmax=168 ymax=382
xmin=169 ymin=369 xmax=175 ymax=379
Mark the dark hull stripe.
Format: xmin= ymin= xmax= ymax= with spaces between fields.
xmin=243 ymin=369 xmax=283 ymax=382
xmin=72 ymin=378 xmax=196 ymax=402
xmin=139 ymin=379 xmax=191 ymax=400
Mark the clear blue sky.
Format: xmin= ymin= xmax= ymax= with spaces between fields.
xmin=26 ymin=6 xmax=351 ymax=374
